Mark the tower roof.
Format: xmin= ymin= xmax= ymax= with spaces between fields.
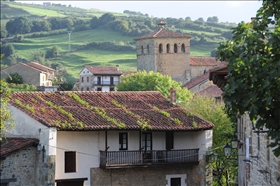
xmin=134 ymin=28 xmax=191 ymax=41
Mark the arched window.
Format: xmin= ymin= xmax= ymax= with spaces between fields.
xmin=181 ymin=44 xmax=185 ymax=53
xmin=159 ymin=44 xmax=163 ymax=53
xmin=174 ymin=44 xmax=178 ymax=53
xmin=147 ymin=45 xmax=149 ymax=54
xmin=166 ymin=44 xmax=170 ymax=53
xmin=141 ymin=46 xmax=144 ymax=54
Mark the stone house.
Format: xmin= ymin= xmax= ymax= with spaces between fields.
xmin=0 ymin=62 xmax=55 ymax=87
xmin=0 ymin=137 xmax=52 ymax=186
xmin=76 ymin=65 xmax=122 ymax=92
xmin=209 ymin=65 xmax=280 ymax=186
xmin=7 ymin=90 xmax=214 ymax=186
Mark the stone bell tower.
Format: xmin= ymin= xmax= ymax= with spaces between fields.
xmin=134 ymin=21 xmax=192 ymax=84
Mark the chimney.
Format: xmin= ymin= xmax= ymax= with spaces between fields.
xmin=116 ymin=64 xmax=119 ymax=71
xmin=170 ymin=88 xmax=176 ymax=104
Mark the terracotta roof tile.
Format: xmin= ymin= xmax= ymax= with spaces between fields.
xmin=195 ymin=85 xmax=223 ymax=97
xmin=190 ymin=57 xmax=224 ymax=66
xmin=134 ymin=29 xmax=191 ymax=40
xmin=85 ymin=66 xmax=122 ymax=75
xmin=9 ymin=91 xmax=214 ymax=131
xmin=183 ymin=71 xmax=210 ymax=89
xmin=0 ymin=138 xmax=39 ymax=156
xmin=26 ymin=62 xmax=55 ymax=72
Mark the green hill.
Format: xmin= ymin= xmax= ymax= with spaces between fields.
xmin=0 ymin=2 xmax=236 ymax=83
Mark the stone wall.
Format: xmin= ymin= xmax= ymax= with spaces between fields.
xmin=238 ymin=114 xmax=280 ymax=186
xmin=0 ymin=146 xmax=55 ymax=186
xmin=91 ymin=160 xmax=209 ymax=186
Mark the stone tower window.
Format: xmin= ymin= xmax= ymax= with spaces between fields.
xmin=141 ymin=46 xmax=144 ymax=54
xmin=147 ymin=45 xmax=149 ymax=54
xmin=174 ymin=44 xmax=178 ymax=53
xmin=159 ymin=44 xmax=163 ymax=53
xmin=181 ymin=44 xmax=185 ymax=53
xmin=166 ymin=44 xmax=170 ymax=53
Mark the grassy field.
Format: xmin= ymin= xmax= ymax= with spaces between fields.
xmin=6 ymin=3 xmax=66 ymax=17
xmin=51 ymin=50 xmax=137 ymax=82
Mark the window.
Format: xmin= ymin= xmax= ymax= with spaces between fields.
xmin=65 ymin=151 xmax=76 ymax=173
xmin=110 ymin=77 xmax=114 ymax=85
xmin=166 ymin=174 xmax=186 ymax=186
xmin=97 ymin=87 xmax=102 ymax=91
xmin=166 ymin=132 xmax=174 ymax=150
xmin=81 ymin=77 xmax=84 ymax=83
xmin=171 ymin=178 xmax=181 ymax=186
xmin=159 ymin=44 xmax=163 ymax=53
xmin=147 ymin=45 xmax=149 ymax=54
xmin=142 ymin=133 xmax=152 ymax=151
xmin=166 ymin=44 xmax=170 ymax=53
xmin=81 ymin=87 xmax=83 ymax=91
xmin=86 ymin=87 xmax=89 ymax=91
xmin=97 ymin=77 xmax=101 ymax=85
xmin=87 ymin=77 xmax=89 ymax=82
xmin=110 ymin=87 xmax=115 ymax=92
xmin=174 ymin=44 xmax=178 ymax=53
xmin=141 ymin=46 xmax=144 ymax=54
xmin=119 ymin=133 xmax=128 ymax=150
xmin=181 ymin=44 xmax=185 ymax=53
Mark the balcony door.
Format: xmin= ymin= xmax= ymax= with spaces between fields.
xmin=141 ymin=133 xmax=152 ymax=162
xmin=110 ymin=77 xmax=114 ymax=85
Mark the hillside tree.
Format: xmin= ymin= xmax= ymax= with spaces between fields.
xmin=1 ymin=43 xmax=15 ymax=58
xmin=116 ymin=71 xmax=193 ymax=102
xmin=216 ymin=0 xmax=280 ymax=156
xmin=6 ymin=16 xmax=33 ymax=35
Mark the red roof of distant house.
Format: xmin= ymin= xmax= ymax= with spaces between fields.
xmin=84 ymin=66 xmax=122 ymax=75
xmin=183 ymin=71 xmax=210 ymax=89
xmin=190 ymin=57 xmax=223 ymax=66
xmin=9 ymin=91 xmax=214 ymax=131
xmin=26 ymin=62 xmax=55 ymax=72
xmin=195 ymin=85 xmax=223 ymax=97
xmin=134 ymin=28 xmax=191 ymax=40
xmin=0 ymin=138 xmax=39 ymax=157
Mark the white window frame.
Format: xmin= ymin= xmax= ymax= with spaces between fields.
xmin=166 ymin=174 xmax=187 ymax=186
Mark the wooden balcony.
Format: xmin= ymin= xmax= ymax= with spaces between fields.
xmin=100 ymin=149 xmax=199 ymax=169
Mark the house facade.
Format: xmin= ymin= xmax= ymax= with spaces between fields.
xmin=7 ymin=91 xmax=214 ymax=186
xmin=0 ymin=62 xmax=55 ymax=87
xmin=210 ymin=65 xmax=280 ymax=186
xmin=77 ymin=65 xmax=122 ymax=92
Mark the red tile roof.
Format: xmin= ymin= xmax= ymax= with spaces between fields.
xmin=26 ymin=62 xmax=55 ymax=72
xmin=190 ymin=57 xmax=223 ymax=66
xmin=183 ymin=71 xmax=210 ymax=89
xmin=134 ymin=29 xmax=191 ymax=40
xmin=9 ymin=91 xmax=214 ymax=131
xmin=195 ymin=85 xmax=223 ymax=97
xmin=0 ymin=138 xmax=39 ymax=156
xmin=85 ymin=66 xmax=122 ymax=75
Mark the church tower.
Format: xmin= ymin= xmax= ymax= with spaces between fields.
xmin=134 ymin=21 xmax=192 ymax=84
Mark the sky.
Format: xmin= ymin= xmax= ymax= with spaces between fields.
xmin=18 ymin=1 xmax=263 ymax=23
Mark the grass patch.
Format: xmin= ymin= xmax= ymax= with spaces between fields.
xmin=7 ymin=3 xmax=66 ymax=17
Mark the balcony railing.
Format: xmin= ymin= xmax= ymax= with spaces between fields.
xmin=93 ymin=81 xmax=119 ymax=85
xmin=100 ymin=149 xmax=199 ymax=168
